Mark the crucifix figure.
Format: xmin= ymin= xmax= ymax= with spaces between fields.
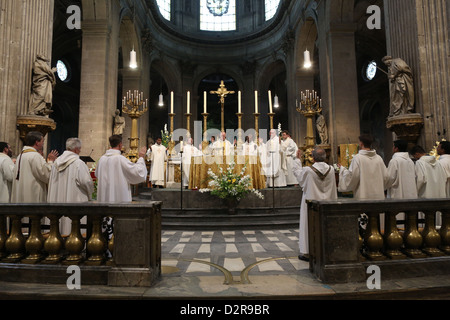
xmin=210 ymin=80 xmax=235 ymax=132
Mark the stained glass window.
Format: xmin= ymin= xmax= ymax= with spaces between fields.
xmin=156 ymin=0 xmax=171 ymax=21
xmin=200 ymin=0 xmax=236 ymax=31
xmin=265 ymin=0 xmax=280 ymax=21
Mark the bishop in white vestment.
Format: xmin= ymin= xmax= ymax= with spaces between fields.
xmin=96 ymin=135 xmax=147 ymax=203
xmin=0 ymin=142 xmax=15 ymax=203
xmin=293 ymin=148 xmax=337 ymax=258
xmin=281 ymin=131 xmax=299 ymax=186
xmin=212 ymin=132 xmax=234 ymax=156
xmin=149 ymin=138 xmax=168 ymax=187
xmin=265 ymin=129 xmax=287 ymax=188
xmin=181 ymin=138 xmax=200 ymax=187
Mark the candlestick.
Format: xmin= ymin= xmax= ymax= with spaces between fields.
xmin=204 ymin=91 xmax=207 ymax=113
xmin=187 ymin=91 xmax=190 ymax=114
xmin=268 ymin=90 xmax=273 ymax=114
xmin=170 ymin=91 xmax=174 ymax=114
xmin=255 ymin=91 xmax=258 ymax=114
xmin=238 ymin=91 xmax=242 ymax=113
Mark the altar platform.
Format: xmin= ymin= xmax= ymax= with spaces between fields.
xmin=138 ymin=187 xmax=302 ymax=230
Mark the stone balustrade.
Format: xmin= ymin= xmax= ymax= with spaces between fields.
xmin=0 ymin=202 xmax=162 ymax=287
xmin=308 ymin=199 xmax=450 ymax=284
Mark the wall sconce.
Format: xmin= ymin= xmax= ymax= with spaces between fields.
xmin=304 ymin=49 xmax=312 ymax=69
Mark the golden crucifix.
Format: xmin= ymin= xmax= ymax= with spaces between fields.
xmin=210 ymin=80 xmax=235 ymax=132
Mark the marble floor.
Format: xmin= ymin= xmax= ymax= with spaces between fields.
xmin=161 ymin=228 xmax=309 ymax=284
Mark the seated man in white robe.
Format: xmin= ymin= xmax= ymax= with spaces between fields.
xmin=339 ymin=134 xmax=388 ymax=200
xmin=437 ymin=141 xmax=450 ymax=197
xmin=281 ymin=130 xmax=299 ymax=186
xmin=265 ymin=129 xmax=287 ymax=188
xmin=11 ymin=131 xmax=58 ymax=203
xmin=293 ymin=148 xmax=337 ymax=261
xmin=0 ymin=142 xmax=15 ymax=203
xmin=47 ymin=138 xmax=94 ymax=235
xmin=148 ymin=137 xmax=168 ymax=188
xmin=96 ymin=135 xmax=147 ymax=203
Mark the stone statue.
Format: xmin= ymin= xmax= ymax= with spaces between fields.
xmin=28 ymin=54 xmax=57 ymax=116
xmin=382 ymin=56 xmax=415 ymax=117
xmin=316 ymin=114 xmax=329 ymax=145
xmin=113 ymin=109 xmax=125 ymax=135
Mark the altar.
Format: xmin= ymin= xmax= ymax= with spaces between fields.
xmin=188 ymin=155 xmax=266 ymax=190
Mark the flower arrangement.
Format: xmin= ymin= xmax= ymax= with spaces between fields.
xmin=199 ymin=161 xmax=264 ymax=202
xmin=161 ymin=124 xmax=171 ymax=148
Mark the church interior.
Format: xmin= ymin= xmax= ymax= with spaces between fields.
xmin=0 ymin=0 xmax=450 ymax=303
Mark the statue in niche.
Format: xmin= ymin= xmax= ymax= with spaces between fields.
xmin=113 ymin=109 xmax=125 ymax=135
xmin=382 ymin=56 xmax=415 ymax=117
xmin=28 ymin=54 xmax=57 ymax=116
xmin=316 ymin=113 xmax=329 ymax=145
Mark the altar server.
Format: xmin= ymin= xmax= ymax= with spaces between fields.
xmin=281 ymin=130 xmax=299 ymax=186
xmin=47 ymin=138 xmax=94 ymax=235
xmin=149 ymin=137 xmax=167 ymax=188
xmin=265 ymin=129 xmax=287 ymax=188
xmin=293 ymin=148 xmax=337 ymax=261
xmin=96 ymin=135 xmax=147 ymax=202
xmin=385 ymin=140 xmax=418 ymax=199
xmin=0 ymin=142 xmax=15 ymax=203
xmin=437 ymin=141 xmax=450 ymax=197
xmin=411 ymin=145 xmax=446 ymax=199
xmin=338 ymin=134 xmax=388 ymax=200
xmin=11 ymin=131 xmax=58 ymax=203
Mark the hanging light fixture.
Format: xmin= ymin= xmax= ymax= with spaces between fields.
xmin=304 ymin=49 xmax=312 ymax=69
xmin=274 ymin=94 xmax=280 ymax=109
xmin=130 ymin=46 xmax=137 ymax=69
xmin=158 ymin=93 xmax=164 ymax=107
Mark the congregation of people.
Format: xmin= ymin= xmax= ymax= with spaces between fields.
xmin=1 ymin=131 xmax=449 ymax=258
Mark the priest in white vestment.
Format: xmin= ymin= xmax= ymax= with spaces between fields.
xmin=181 ymin=138 xmax=200 ymax=187
xmin=265 ymin=129 xmax=287 ymax=188
xmin=242 ymin=135 xmax=258 ymax=156
xmin=293 ymin=148 xmax=337 ymax=260
xmin=47 ymin=138 xmax=94 ymax=235
xmin=148 ymin=137 xmax=168 ymax=187
xmin=11 ymin=131 xmax=58 ymax=203
xmin=96 ymin=135 xmax=147 ymax=203
xmin=339 ymin=134 xmax=388 ymax=200
xmin=212 ymin=132 xmax=234 ymax=156
xmin=385 ymin=140 xmax=418 ymax=199
xmin=0 ymin=142 xmax=15 ymax=203
xmin=437 ymin=141 xmax=450 ymax=197
xmin=281 ymin=130 xmax=299 ymax=186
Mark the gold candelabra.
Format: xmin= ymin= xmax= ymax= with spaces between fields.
xmin=268 ymin=112 xmax=275 ymax=130
xmin=168 ymin=112 xmax=176 ymax=156
xmin=122 ymin=90 xmax=148 ymax=163
xmin=185 ymin=113 xmax=192 ymax=138
xmin=236 ymin=112 xmax=244 ymax=145
xmin=202 ymin=112 xmax=209 ymax=151
xmin=297 ymin=90 xmax=322 ymax=166
xmin=254 ymin=113 xmax=260 ymax=143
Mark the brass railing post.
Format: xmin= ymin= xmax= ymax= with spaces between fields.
xmin=85 ymin=216 xmax=107 ymax=265
xmin=439 ymin=210 xmax=450 ymax=255
xmin=403 ymin=211 xmax=427 ymax=258
xmin=23 ymin=215 xmax=45 ymax=264
xmin=422 ymin=210 xmax=445 ymax=257
xmin=384 ymin=211 xmax=406 ymax=259
xmin=4 ymin=215 xmax=25 ymax=262
xmin=0 ymin=216 xmax=7 ymax=260
xmin=64 ymin=215 xmax=85 ymax=264
xmin=363 ymin=212 xmax=385 ymax=260
xmin=43 ymin=215 xmax=64 ymax=263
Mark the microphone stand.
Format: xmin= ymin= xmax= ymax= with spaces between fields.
xmin=270 ymin=150 xmax=275 ymax=214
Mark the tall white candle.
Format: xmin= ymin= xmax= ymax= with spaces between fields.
xmin=268 ymin=90 xmax=273 ymax=114
xmin=204 ymin=91 xmax=207 ymax=113
xmin=255 ymin=91 xmax=258 ymax=114
xmin=238 ymin=91 xmax=242 ymax=113
xmin=170 ymin=91 xmax=174 ymax=114
xmin=187 ymin=91 xmax=190 ymax=114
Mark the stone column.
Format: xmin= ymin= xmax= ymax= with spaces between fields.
xmin=384 ymin=0 xmax=450 ymax=149
xmin=317 ymin=20 xmax=361 ymax=163
xmin=0 ymin=0 xmax=54 ymax=153
xmin=78 ymin=8 xmax=120 ymax=162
